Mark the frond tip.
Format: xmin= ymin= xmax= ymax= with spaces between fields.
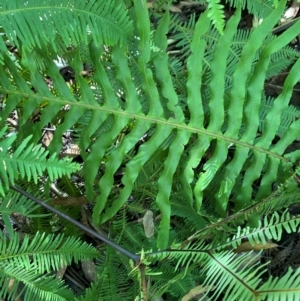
xmin=207 ymin=0 xmax=225 ymax=34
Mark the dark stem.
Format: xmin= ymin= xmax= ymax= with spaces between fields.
xmin=9 ymin=184 xmax=140 ymax=262
xmin=139 ymin=263 xmax=148 ymax=301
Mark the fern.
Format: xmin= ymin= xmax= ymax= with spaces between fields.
xmin=1 ymin=0 xmax=300 ymax=300
xmin=0 ymin=231 xmax=98 ymax=301
xmin=1 ymin=0 xmax=299 ymax=247
xmin=207 ymin=0 xmax=226 ymax=34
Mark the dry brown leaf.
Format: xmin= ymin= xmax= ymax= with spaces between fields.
xmin=182 ymin=285 xmax=211 ymax=301
xmin=280 ymin=0 xmax=300 ymax=23
xmin=60 ymin=143 xmax=81 ymax=158
xmin=56 ymin=266 xmax=67 ymax=279
xmin=82 ymin=260 xmax=97 ymax=282
xmin=143 ymin=210 xmax=155 ymax=238
xmin=42 ymin=130 xmax=53 ymax=147
xmin=169 ymin=5 xmax=182 ymax=13
xmin=234 ymin=241 xmax=278 ymax=253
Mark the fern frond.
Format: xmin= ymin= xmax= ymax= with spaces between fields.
xmin=1 ymin=0 xmax=300 ymax=251
xmin=0 ymin=0 xmax=132 ymax=59
xmin=0 ymin=127 xmax=79 ymax=196
xmin=207 ymin=0 xmax=225 ymax=34
xmin=0 ymin=231 xmax=98 ymax=273
xmin=259 ymin=267 xmax=300 ymax=300
xmin=151 ymin=222 xmax=300 ymax=301
xmin=210 ymin=210 xmax=300 ymax=252
xmin=0 ymin=265 xmax=74 ymax=301
xmin=0 ymin=231 xmax=97 ymax=301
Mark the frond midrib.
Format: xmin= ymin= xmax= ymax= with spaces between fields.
xmin=1 ymin=87 xmax=288 ymax=162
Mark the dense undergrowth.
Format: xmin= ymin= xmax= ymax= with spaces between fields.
xmin=1 ymin=0 xmax=300 ymax=300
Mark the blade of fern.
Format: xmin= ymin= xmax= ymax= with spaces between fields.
xmin=113 ymin=126 xmax=172 ymax=218
xmin=94 ymin=122 xmax=150 ymax=223
xmin=0 ymin=191 xmax=40 ymax=219
xmin=77 ymin=45 xmax=109 ymax=155
xmin=212 ymin=212 xmax=291 ymax=251
xmin=16 ymin=140 xmax=43 ymax=182
xmin=85 ymin=248 xmax=135 ymax=300
xmin=199 ymin=7 xmax=241 ymax=215
xmin=186 ymin=11 xmax=210 ymax=127
xmin=100 ymin=0 xmax=175 ymax=244
xmin=1 ymin=232 xmax=98 ymax=274
xmin=254 ymin=57 xmax=300 ymax=202
xmin=94 ymin=45 xmax=151 ymax=224
xmin=207 ymin=7 xmax=240 ymax=132
xmin=0 ymin=130 xmax=79 ymax=194
xmin=156 ymin=130 xmax=190 ymax=248
xmin=238 ymin=45 xmax=300 ymax=208
xmin=93 ymin=58 xmax=121 ymax=111
xmin=273 ymin=119 xmax=300 ymax=154
xmin=153 ymin=11 xmax=185 ymax=122
xmin=0 ymin=54 xmax=39 ymax=125
xmin=258 ymin=267 xmax=300 ymax=299
xmin=258 ymin=56 xmax=300 ymax=147
xmin=203 ymin=251 xmax=264 ymax=300
xmin=181 ymin=137 xmax=210 ymax=210
xmin=170 ymin=198 xmax=206 ymax=229
xmin=86 ymin=114 xmax=129 ymax=202
xmin=111 ymin=45 xmax=143 ymax=113
xmin=77 ymin=45 xmax=113 ymax=161
xmin=20 ymin=49 xmax=75 ymax=146
xmin=151 ymin=10 xmax=192 ymax=247
xmin=227 ymin=0 xmax=286 ymax=138
xmin=243 ymin=23 xmax=300 ymax=148
xmin=220 ymin=2 xmax=287 ymax=210
xmin=49 ymin=106 xmax=88 ymax=154
xmin=83 ymin=43 xmax=130 ymax=202
xmin=180 ymin=12 xmax=211 ymax=210
xmin=195 ymin=140 xmax=228 ymax=200
xmin=259 ymin=97 xmax=300 ymax=140
xmin=134 ymin=0 xmax=164 ymax=118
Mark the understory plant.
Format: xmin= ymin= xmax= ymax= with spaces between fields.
xmin=1 ymin=0 xmax=300 ymax=300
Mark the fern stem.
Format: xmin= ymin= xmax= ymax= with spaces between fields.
xmin=9 ymin=184 xmax=140 ymax=262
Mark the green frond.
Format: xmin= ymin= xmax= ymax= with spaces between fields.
xmin=2 ymin=1 xmax=300 ymax=299
xmin=210 ymin=211 xmax=300 ymax=252
xmin=0 ymin=231 xmax=98 ymax=273
xmin=0 ymin=127 xmax=79 ymax=196
xmin=0 ymin=190 xmax=44 ymax=235
xmin=0 ymin=231 xmax=97 ymax=301
xmin=186 ymin=169 xmax=300 ymax=244
xmin=0 ymin=0 xmax=132 ymax=59
xmin=207 ymin=0 xmax=225 ymax=34
xmin=1 ymin=0 xmax=300 ymax=248
xmin=0 ymin=191 xmax=40 ymax=218
xmin=260 ymin=96 xmax=300 ymax=140
xmin=0 ymin=265 xmax=74 ymax=301
xmin=259 ymin=267 xmax=300 ymax=300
